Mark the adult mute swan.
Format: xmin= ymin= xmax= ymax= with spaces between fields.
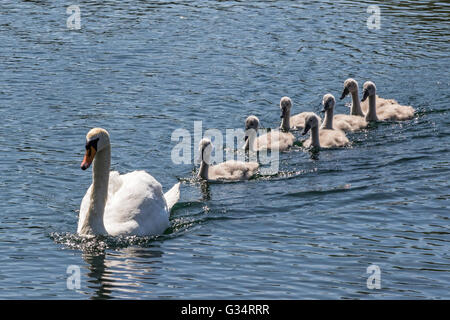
xmin=244 ymin=113 xmax=295 ymax=152
xmin=361 ymin=81 xmax=415 ymax=121
xmin=302 ymin=111 xmax=349 ymax=149
xmin=198 ymin=138 xmax=259 ymax=181
xmin=78 ymin=128 xmax=180 ymax=237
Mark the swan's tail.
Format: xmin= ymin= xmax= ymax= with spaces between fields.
xmin=164 ymin=182 xmax=180 ymax=212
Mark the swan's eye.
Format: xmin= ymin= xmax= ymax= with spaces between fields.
xmin=85 ymin=138 xmax=99 ymax=151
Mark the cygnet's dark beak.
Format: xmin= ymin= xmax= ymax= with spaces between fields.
xmin=340 ymin=87 xmax=349 ymax=100
xmin=302 ymin=123 xmax=311 ymax=135
xmin=361 ymin=89 xmax=370 ymax=102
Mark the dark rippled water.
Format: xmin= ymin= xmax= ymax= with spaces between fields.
xmin=0 ymin=0 xmax=449 ymax=299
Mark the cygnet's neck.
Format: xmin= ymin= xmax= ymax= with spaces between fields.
xmin=244 ymin=128 xmax=258 ymax=151
xmin=309 ymin=125 xmax=321 ymax=148
xmin=79 ymin=145 xmax=110 ymax=235
xmin=365 ymin=95 xmax=379 ymax=121
xmin=351 ymin=90 xmax=364 ymax=116
xmin=198 ymin=157 xmax=209 ymax=180
xmin=321 ymin=108 xmax=334 ymax=130
xmin=280 ymin=110 xmax=291 ymax=132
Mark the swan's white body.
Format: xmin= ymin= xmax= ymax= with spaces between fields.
xmin=78 ymin=171 xmax=179 ymax=236
xmin=77 ymin=128 xmax=180 ymax=237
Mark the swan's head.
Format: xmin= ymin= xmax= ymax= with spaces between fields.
xmin=302 ymin=114 xmax=320 ymax=135
xmin=340 ymin=78 xmax=359 ymax=99
xmin=81 ymin=128 xmax=110 ymax=170
xmin=361 ymin=81 xmax=376 ymax=102
xmin=279 ymin=96 xmax=292 ymax=119
xmin=198 ymin=138 xmax=212 ymax=164
xmin=321 ymin=93 xmax=335 ymax=113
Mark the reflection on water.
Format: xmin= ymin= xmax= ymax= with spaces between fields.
xmin=82 ymin=246 xmax=164 ymax=300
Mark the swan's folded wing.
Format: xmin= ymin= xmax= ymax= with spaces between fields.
xmin=164 ymin=182 xmax=180 ymax=212
xmin=104 ymin=171 xmax=169 ymax=236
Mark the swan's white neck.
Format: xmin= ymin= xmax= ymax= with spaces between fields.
xmin=79 ymin=145 xmax=110 ymax=235
xmin=321 ymin=108 xmax=334 ymax=130
xmin=281 ymin=110 xmax=291 ymax=132
xmin=310 ymin=125 xmax=321 ymax=148
xmin=351 ymin=90 xmax=364 ymax=117
xmin=365 ymin=95 xmax=379 ymax=121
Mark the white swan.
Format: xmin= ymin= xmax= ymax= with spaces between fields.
xmin=302 ymin=112 xmax=349 ymax=149
xmin=244 ymin=113 xmax=295 ymax=152
xmin=198 ymin=138 xmax=259 ymax=181
xmin=322 ymin=93 xmax=368 ymax=132
xmin=361 ymin=81 xmax=415 ymax=121
xmin=78 ymin=128 xmax=180 ymax=237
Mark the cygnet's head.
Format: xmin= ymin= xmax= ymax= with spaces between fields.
xmin=361 ymin=81 xmax=376 ymax=102
xmin=279 ymin=96 xmax=292 ymax=119
xmin=245 ymin=115 xmax=260 ymax=131
xmin=340 ymin=78 xmax=359 ymax=100
xmin=321 ymin=94 xmax=336 ymax=113
xmin=245 ymin=115 xmax=260 ymax=145
xmin=81 ymin=128 xmax=110 ymax=170
xmin=198 ymin=138 xmax=213 ymax=163
xmin=302 ymin=114 xmax=320 ymax=135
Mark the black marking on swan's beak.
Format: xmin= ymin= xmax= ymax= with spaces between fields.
xmin=361 ymin=89 xmax=370 ymax=102
xmin=340 ymin=87 xmax=349 ymax=100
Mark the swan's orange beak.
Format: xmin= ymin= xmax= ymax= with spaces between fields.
xmin=81 ymin=146 xmax=96 ymax=170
